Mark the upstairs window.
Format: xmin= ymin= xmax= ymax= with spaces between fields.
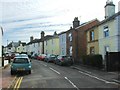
xmin=104 ymin=26 xmax=109 ymax=37
xmin=68 ymin=33 xmax=72 ymax=41
xmin=90 ymin=30 xmax=94 ymax=41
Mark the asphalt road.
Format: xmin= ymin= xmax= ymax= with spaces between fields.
xmin=19 ymin=59 xmax=118 ymax=89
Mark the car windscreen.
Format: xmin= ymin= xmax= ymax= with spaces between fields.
xmin=13 ymin=58 xmax=29 ymax=63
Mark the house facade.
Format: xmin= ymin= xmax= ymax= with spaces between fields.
xmin=58 ymin=31 xmax=67 ymax=56
xmin=73 ymin=19 xmax=99 ymax=62
xmin=86 ymin=24 xmax=99 ymax=55
xmin=98 ymin=0 xmax=120 ymax=64
xmin=44 ymin=34 xmax=60 ymax=55
xmin=26 ymin=38 xmax=42 ymax=56
xmin=16 ymin=41 xmax=26 ymax=53
xmin=98 ymin=11 xmax=120 ymax=60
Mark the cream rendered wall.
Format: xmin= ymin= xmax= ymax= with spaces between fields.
xmin=44 ymin=38 xmax=59 ymax=55
xmin=16 ymin=44 xmax=26 ymax=53
xmin=98 ymin=18 xmax=118 ymax=60
xmin=87 ymin=27 xmax=99 ymax=55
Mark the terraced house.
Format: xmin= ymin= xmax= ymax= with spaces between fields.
xmin=98 ymin=0 xmax=120 ymax=63
xmin=44 ymin=32 xmax=59 ymax=55
xmin=66 ymin=17 xmax=99 ymax=63
xmin=26 ymin=36 xmax=42 ymax=56
xmin=86 ymin=23 xmax=100 ymax=55
xmin=58 ymin=31 xmax=67 ymax=56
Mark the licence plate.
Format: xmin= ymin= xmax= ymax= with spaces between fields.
xmin=17 ymin=68 xmax=25 ymax=71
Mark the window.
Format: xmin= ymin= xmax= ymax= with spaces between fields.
xmin=90 ymin=30 xmax=94 ymax=41
xmin=68 ymin=33 xmax=72 ymax=41
xmin=104 ymin=26 xmax=109 ymax=37
xmin=34 ymin=43 xmax=35 ymax=47
xmin=105 ymin=46 xmax=109 ymax=53
xmin=69 ymin=46 xmax=72 ymax=56
xmin=90 ymin=47 xmax=95 ymax=54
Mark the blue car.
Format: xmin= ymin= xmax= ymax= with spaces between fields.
xmin=11 ymin=56 xmax=31 ymax=75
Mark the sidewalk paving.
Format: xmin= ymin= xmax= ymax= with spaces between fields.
xmin=0 ymin=64 xmax=16 ymax=89
xmin=71 ymin=64 xmax=120 ymax=84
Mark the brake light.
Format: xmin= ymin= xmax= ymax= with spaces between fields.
xmin=61 ymin=58 xmax=64 ymax=61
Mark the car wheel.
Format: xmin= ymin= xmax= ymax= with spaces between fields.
xmin=11 ymin=70 xmax=14 ymax=75
xmin=28 ymin=70 xmax=31 ymax=74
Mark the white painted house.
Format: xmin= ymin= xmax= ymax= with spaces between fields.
xmin=98 ymin=0 xmax=120 ymax=63
xmin=26 ymin=35 xmax=43 ymax=56
xmin=58 ymin=31 xmax=67 ymax=56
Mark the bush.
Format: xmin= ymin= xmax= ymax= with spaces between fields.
xmin=82 ymin=54 xmax=103 ymax=69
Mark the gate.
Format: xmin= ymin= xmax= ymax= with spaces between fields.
xmin=106 ymin=52 xmax=120 ymax=71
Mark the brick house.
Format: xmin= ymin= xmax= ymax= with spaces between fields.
xmin=66 ymin=17 xmax=100 ymax=63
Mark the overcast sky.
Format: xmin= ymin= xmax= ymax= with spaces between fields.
xmin=0 ymin=0 xmax=120 ymax=46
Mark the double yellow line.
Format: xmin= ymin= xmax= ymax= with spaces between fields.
xmin=13 ymin=77 xmax=23 ymax=90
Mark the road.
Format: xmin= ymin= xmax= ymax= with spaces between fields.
xmin=16 ymin=59 xmax=118 ymax=89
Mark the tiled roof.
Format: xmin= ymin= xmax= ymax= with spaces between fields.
xmin=99 ymin=11 xmax=120 ymax=25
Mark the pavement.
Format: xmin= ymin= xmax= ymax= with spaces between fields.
xmin=0 ymin=62 xmax=120 ymax=89
xmin=0 ymin=64 xmax=16 ymax=89
xmin=71 ymin=64 xmax=120 ymax=84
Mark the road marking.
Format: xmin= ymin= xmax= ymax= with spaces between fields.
xmin=14 ymin=77 xmax=21 ymax=89
xmin=17 ymin=77 xmax=23 ymax=89
xmin=64 ymin=77 xmax=79 ymax=90
xmin=40 ymin=63 xmax=47 ymax=67
xmin=78 ymin=71 xmax=118 ymax=85
xmin=13 ymin=77 xmax=23 ymax=90
xmin=49 ymin=67 xmax=60 ymax=75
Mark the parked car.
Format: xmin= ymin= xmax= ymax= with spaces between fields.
xmin=54 ymin=55 xmax=73 ymax=66
xmin=44 ymin=54 xmax=57 ymax=63
xmin=31 ymin=53 xmax=38 ymax=59
xmin=37 ymin=54 xmax=46 ymax=61
xmin=11 ymin=55 xmax=31 ymax=75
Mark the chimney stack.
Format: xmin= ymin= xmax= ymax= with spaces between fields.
xmin=73 ymin=17 xmax=80 ymax=28
xmin=30 ymin=36 xmax=33 ymax=42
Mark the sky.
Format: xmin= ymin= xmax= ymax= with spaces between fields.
xmin=0 ymin=0 xmax=120 ymax=46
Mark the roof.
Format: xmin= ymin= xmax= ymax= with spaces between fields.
xmin=43 ymin=35 xmax=59 ymax=41
xmin=85 ymin=11 xmax=120 ymax=32
xmin=75 ymin=18 xmax=99 ymax=30
xmin=27 ymin=39 xmax=41 ymax=45
xmin=99 ymin=11 xmax=120 ymax=25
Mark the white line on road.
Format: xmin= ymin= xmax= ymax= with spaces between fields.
xmin=64 ymin=77 xmax=79 ymax=90
xmin=78 ymin=71 xmax=118 ymax=85
xmin=49 ymin=67 xmax=60 ymax=75
xmin=40 ymin=63 xmax=47 ymax=67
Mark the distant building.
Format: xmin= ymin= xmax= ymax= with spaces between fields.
xmin=5 ymin=41 xmax=26 ymax=54
xmin=58 ymin=31 xmax=67 ymax=56
xmin=44 ymin=32 xmax=60 ymax=55
xmin=0 ymin=27 xmax=3 ymax=67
